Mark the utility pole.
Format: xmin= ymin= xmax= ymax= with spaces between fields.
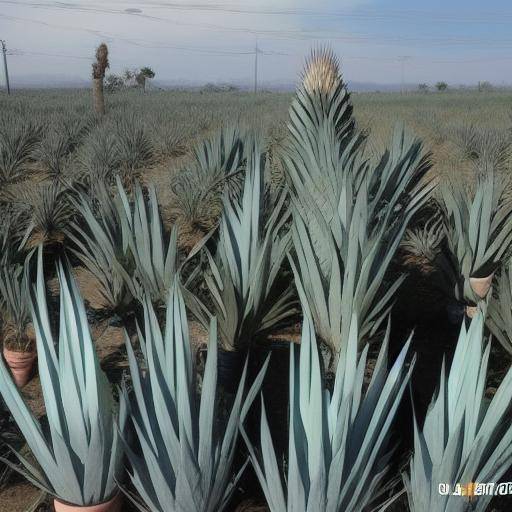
xmin=1 ymin=40 xmax=10 ymax=95
xmin=254 ymin=38 xmax=258 ymax=94
xmin=398 ymin=56 xmax=411 ymax=95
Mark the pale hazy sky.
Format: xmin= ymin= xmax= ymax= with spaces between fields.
xmin=2 ymin=0 xmax=512 ymax=87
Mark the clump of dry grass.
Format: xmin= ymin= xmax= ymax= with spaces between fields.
xmin=301 ymin=46 xmax=341 ymax=95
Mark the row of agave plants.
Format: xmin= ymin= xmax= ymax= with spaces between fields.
xmin=0 ymin=48 xmax=511 ymax=511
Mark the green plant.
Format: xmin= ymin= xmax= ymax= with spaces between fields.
xmin=0 ymin=252 xmax=125 ymax=506
xmin=67 ymin=182 xmax=135 ymax=316
xmin=120 ymin=279 xmax=268 ymax=512
xmin=171 ymin=124 xmax=248 ymax=235
xmin=284 ymin=49 xmax=433 ymax=357
xmin=188 ymin=142 xmax=295 ymax=351
xmin=401 ymin=215 xmax=444 ymax=269
xmin=0 ymin=117 xmax=41 ymax=184
xmin=114 ymin=116 xmax=153 ymax=181
xmin=438 ymin=170 xmax=512 ymax=304
xmin=0 ymin=264 xmax=32 ymax=351
xmin=15 ymin=182 xmax=76 ymax=251
xmin=487 ymin=257 xmax=512 ymax=355
xmin=241 ymin=286 xmax=415 ymax=512
xmin=403 ymin=311 xmax=512 ymax=511
xmin=115 ymin=177 xmax=177 ymax=306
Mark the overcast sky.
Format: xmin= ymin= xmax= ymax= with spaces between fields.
xmin=2 ymin=0 xmax=512 ymax=87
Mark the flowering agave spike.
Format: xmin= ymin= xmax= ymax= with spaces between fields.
xmin=120 ymin=278 xmax=269 ymax=512
xmin=404 ymin=311 xmax=512 ymax=512
xmin=0 ymin=248 xmax=125 ymax=506
xmin=240 ymin=280 xmax=415 ymax=512
xmin=487 ymin=257 xmax=512 ymax=355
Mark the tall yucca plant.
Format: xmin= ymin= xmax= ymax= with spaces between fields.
xmin=241 ymin=283 xmax=415 ymax=512
xmin=0 ymin=251 xmax=125 ymax=506
xmin=439 ymin=170 xmax=512 ymax=305
xmin=120 ymin=279 xmax=268 ymax=511
xmin=188 ymin=142 xmax=295 ymax=351
xmin=404 ymin=311 xmax=512 ymax=512
xmin=92 ymin=43 xmax=109 ymax=115
xmin=487 ymin=257 xmax=512 ymax=355
xmin=284 ymin=48 xmax=433 ymax=356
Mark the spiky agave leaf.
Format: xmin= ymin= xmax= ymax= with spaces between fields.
xmin=439 ymin=169 xmax=512 ymax=304
xmin=241 ymin=281 xmax=415 ymax=512
xmin=188 ymin=141 xmax=296 ymax=351
xmin=403 ymin=311 xmax=512 ymax=512
xmin=487 ymin=257 xmax=512 ymax=355
xmin=0 ymin=249 xmax=125 ymax=505
xmin=120 ymin=278 xmax=269 ymax=512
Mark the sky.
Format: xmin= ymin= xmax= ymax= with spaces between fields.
xmin=2 ymin=0 xmax=512 ymax=88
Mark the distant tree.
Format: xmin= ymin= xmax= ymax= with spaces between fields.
xmin=136 ymin=67 xmax=156 ymax=92
xmin=91 ymin=43 xmax=109 ymax=115
xmin=435 ymin=81 xmax=448 ymax=92
xmin=418 ymin=83 xmax=429 ymax=93
xmin=105 ymin=73 xmax=125 ymax=93
xmin=478 ymin=81 xmax=493 ymax=92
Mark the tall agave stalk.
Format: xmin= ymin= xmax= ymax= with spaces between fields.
xmin=404 ymin=311 xmax=512 ymax=512
xmin=439 ymin=170 xmax=512 ymax=308
xmin=188 ymin=141 xmax=295 ymax=351
xmin=241 ymin=283 xmax=415 ymax=512
xmin=284 ymin=48 xmax=433 ymax=357
xmin=487 ymin=257 xmax=512 ymax=355
xmin=92 ymin=43 xmax=109 ymax=115
xmin=120 ymin=279 xmax=268 ymax=512
xmin=0 ymin=251 xmax=125 ymax=506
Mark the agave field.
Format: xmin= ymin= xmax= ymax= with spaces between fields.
xmin=0 ymin=48 xmax=512 ymax=512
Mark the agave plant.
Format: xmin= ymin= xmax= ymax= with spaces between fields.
xmin=14 ymin=181 xmax=76 ymax=251
xmin=401 ymin=215 xmax=444 ymax=270
xmin=0 ymin=251 xmax=125 ymax=506
xmin=284 ymin=48 xmax=433 ymax=357
xmin=116 ymin=177 xmax=178 ymax=306
xmin=404 ymin=311 xmax=512 ymax=512
xmin=114 ymin=115 xmax=153 ymax=181
xmin=0 ymin=116 xmax=41 ymax=184
xmin=438 ymin=170 xmax=512 ymax=305
xmin=241 ymin=283 xmax=415 ymax=512
xmin=0 ymin=264 xmax=32 ymax=351
xmin=170 ymin=125 xmax=248 ymax=236
xmin=67 ymin=182 xmax=135 ymax=317
xmin=188 ymin=142 xmax=295 ymax=351
xmin=120 ymin=279 xmax=268 ymax=512
xmin=487 ymin=257 xmax=512 ymax=355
